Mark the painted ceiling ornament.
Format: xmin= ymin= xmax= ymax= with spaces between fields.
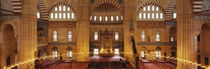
xmin=91 ymin=0 xmax=95 ymax=4
xmin=118 ymin=0 xmax=123 ymax=4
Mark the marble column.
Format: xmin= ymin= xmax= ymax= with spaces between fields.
xmin=176 ymin=0 xmax=197 ymax=69
xmin=76 ymin=0 xmax=90 ymax=61
xmin=18 ymin=0 xmax=37 ymax=69
xmin=123 ymin=0 xmax=137 ymax=65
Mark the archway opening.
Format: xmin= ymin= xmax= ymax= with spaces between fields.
xmin=2 ymin=24 xmax=17 ymax=67
xmin=90 ymin=3 xmax=124 ymax=23
xmin=199 ymin=23 xmax=210 ymax=67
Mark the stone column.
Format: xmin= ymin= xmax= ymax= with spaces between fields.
xmin=176 ymin=0 xmax=197 ymax=69
xmin=18 ymin=0 xmax=37 ymax=69
xmin=76 ymin=0 xmax=90 ymax=61
xmin=123 ymin=0 xmax=137 ymax=62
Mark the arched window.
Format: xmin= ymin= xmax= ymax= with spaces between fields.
xmin=99 ymin=16 xmax=102 ymax=21
xmin=141 ymin=51 xmax=145 ymax=58
xmin=140 ymin=46 xmax=147 ymax=58
xmin=50 ymin=13 xmax=54 ymax=19
xmin=147 ymin=6 xmax=150 ymax=11
xmin=105 ymin=16 xmax=108 ymax=21
xmin=50 ymin=5 xmax=76 ymax=21
xmin=94 ymin=32 xmax=98 ymax=40
xmin=152 ymin=13 xmax=154 ymax=19
xmin=170 ymin=36 xmax=174 ymax=42
xmin=55 ymin=13 xmax=58 ymax=19
xmin=52 ymin=47 xmax=58 ymax=59
xmin=139 ymin=13 xmax=142 ymax=19
xmin=156 ymin=13 xmax=159 ymax=19
xmin=66 ymin=47 xmax=73 ymax=59
xmin=170 ymin=27 xmax=176 ymax=42
xmin=156 ymin=51 xmax=161 ymax=58
xmin=94 ymin=16 xmax=97 ymax=21
xmin=67 ymin=13 xmax=70 ymax=19
xmin=63 ymin=13 xmax=66 ymax=19
xmin=59 ymin=6 xmax=62 ymax=11
xmin=94 ymin=48 xmax=99 ymax=55
xmin=156 ymin=32 xmax=160 ymax=41
xmin=173 ymin=13 xmax=176 ymax=18
xmin=115 ymin=32 xmax=119 ymax=40
xmin=143 ymin=13 xmax=146 ymax=19
xmin=141 ymin=31 xmax=146 ymax=41
xmin=55 ymin=7 xmax=58 ymax=11
xmin=152 ymin=6 xmax=155 ymax=11
xmin=68 ymin=31 xmax=72 ymax=41
xmin=37 ymin=12 xmax=40 ymax=18
xmin=143 ymin=7 xmax=146 ymax=11
xmin=138 ymin=5 xmax=164 ymax=21
xmin=63 ymin=6 xmax=66 ymax=11
xmin=67 ymin=7 xmax=70 ymax=11
xmin=53 ymin=31 xmax=58 ymax=41
xmin=160 ymin=13 xmax=163 ymax=19
xmin=116 ymin=16 xmax=119 ymax=21
xmin=90 ymin=16 xmax=92 ymax=21
xmin=156 ymin=46 xmax=162 ymax=58
xmin=90 ymin=3 xmax=123 ymax=23
xmin=147 ymin=13 xmax=150 ymax=19
xmin=114 ymin=48 xmax=120 ymax=55
xmin=59 ymin=13 xmax=62 ymax=19
xmin=71 ymin=13 xmax=75 ymax=19
xmin=156 ymin=7 xmax=159 ymax=11
xmin=121 ymin=16 xmax=123 ymax=20
xmin=111 ymin=16 xmax=114 ymax=21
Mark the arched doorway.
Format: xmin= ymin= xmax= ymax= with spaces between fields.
xmin=2 ymin=24 xmax=17 ymax=68
xmin=199 ymin=23 xmax=210 ymax=67
xmin=89 ymin=2 xmax=124 ymax=58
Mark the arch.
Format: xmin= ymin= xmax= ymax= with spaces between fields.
xmin=52 ymin=46 xmax=58 ymax=51
xmin=171 ymin=47 xmax=177 ymax=50
xmin=1 ymin=24 xmax=17 ymax=67
xmin=137 ymin=2 xmax=165 ymax=20
xmin=66 ymin=47 xmax=72 ymax=51
xmin=156 ymin=46 xmax=162 ymax=50
xmin=165 ymin=0 xmax=176 ymax=20
xmin=38 ymin=0 xmax=49 ymax=20
xmin=199 ymin=23 xmax=210 ymax=65
xmin=48 ymin=2 xmax=77 ymax=14
xmin=140 ymin=46 xmax=147 ymax=51
xmin=201 ymin=23 xmax=209 ymax=30
xmin=46 ymin=2 xmax=77 ymax=20
xmin=89 ymin=0 xmax=124 ymax=15
xmin=1 ymin=22 xmax=17 ymax=35
xmin=137 ymin=2 xmax=165 ymax=13
xmin=170 ymin=27 xmax=176 ymax=34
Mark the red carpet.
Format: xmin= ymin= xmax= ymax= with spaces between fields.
xmin=143 ymin=63 xmax=176 ymax=69
xmin=41 ymin=61 xmax=88 ymax=69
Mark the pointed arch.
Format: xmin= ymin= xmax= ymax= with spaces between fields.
xmin=89 ymin=0 xmax=124 ymax=15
